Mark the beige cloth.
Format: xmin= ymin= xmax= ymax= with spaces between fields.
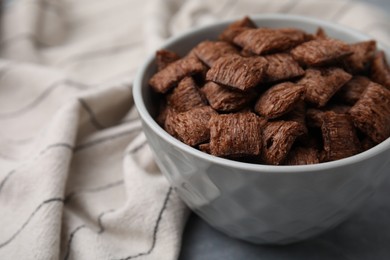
xmin=0 ymin=0 xmax=389 ymax=259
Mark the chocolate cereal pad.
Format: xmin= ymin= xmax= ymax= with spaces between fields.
xmin=149 ymin=16 xmax=390 ymax=165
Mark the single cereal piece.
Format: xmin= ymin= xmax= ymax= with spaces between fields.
xmin=264 ymin=53 xmax=305 ymax=82
xmin=201 ymin=81 xmax=255 ymax=112
xmin=321 ymin=111 xmax=361 ymax=162
xmin=206 ymin=55 xmax=268 ymax=91
xmin=219 ymin=16 xmax=257 ymax=43
xmin=261 ymin=121 xmax=306 ymax=165
xmin=193 ymin=40 xmax=239 ymax=67
xmin=209 ymin=112 xmax=263 ymax=157
xmin=149 ymin=56 xmax=204 ymax=93
xmin=370 ymin=51 xmax=390 ymax=89
xmin=156 ymin=49 xmax=180 ymax=71
xmin=298 ymin=68 xmax=352 ymax=107
xmin=349 ymin=82 xmax=390 ymax=143
xmin=167 ymin=77 xmax=205 ymax=112
xmin=284 ymin=146 xmax=319 ymax=165
xmin=343 ymin=40 xmax=376 ymax=73
xmin=335 ymin=76 xmax=371 ymax=105
xmin=166 ymin=106 xmax=217 ymax=146
xmin=291 ymin=39 xmax=352 ymax=66
xmin=233 ymin=28 xmax=307 ymax=55
xmin=254 ymin=82 xmax=305 ymax=119
xmin=306 ymin=105 xmax=351 ymax=128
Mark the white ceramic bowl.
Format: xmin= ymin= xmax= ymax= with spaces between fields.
xmin=134 ymin=14 xmax=390 ymax=244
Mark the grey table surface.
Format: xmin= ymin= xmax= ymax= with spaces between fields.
xmin=179 ymin=1 xmax=390 ymax=259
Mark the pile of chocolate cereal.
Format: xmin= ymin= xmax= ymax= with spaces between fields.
xmin=148 ymin=16 xmax=390 ymax=165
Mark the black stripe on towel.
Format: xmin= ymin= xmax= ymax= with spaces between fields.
xmin=63 ymin=225 xmax=87 ymax=260
xmin=97 ymin=209 xmax=116 ymax=234
xmin=78 ymin=98 xmax=105 ymax=129
xmin=74 ymin=127 xmax=140 ymax=152
xmin=62 ymin=187 xmax=173 ymax=260
xmin=0 ymin=198 xmax=64 ymax=249
xmin=64 ymin=180 xmax=124 ymax=203
xmin=0 ymin=143 xmax=74 ymax=195
xmin=115 ymin=187 xmax=173 ymax=260
xmin=0 ymin=179 xmax=126 ymax=250
xmin=0 ymin=127 xmax=138 ymax=194
xmin=127 ymin=141 xmax=147 ymax=154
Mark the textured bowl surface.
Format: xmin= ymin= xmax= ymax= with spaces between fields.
xmin=134 ymin=14 xmax=390 ymax=244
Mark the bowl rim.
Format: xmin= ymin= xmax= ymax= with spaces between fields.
xmin=133 ymin=13 xmax=390 ymax=174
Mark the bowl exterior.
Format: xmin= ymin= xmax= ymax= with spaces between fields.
xmin=135 ymin=14 xmax=390 ymax=244
xmin=142 ymin=117 xmax=390 ymax=244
